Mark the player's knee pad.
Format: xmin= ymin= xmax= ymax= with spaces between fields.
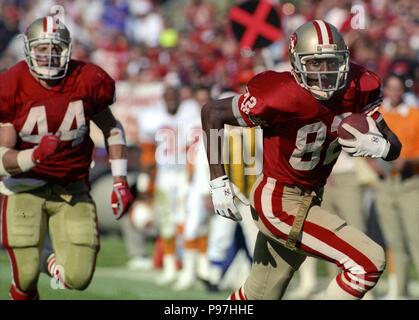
xmin=62 ymin=264 xmax=94 ymax=290
xmin=347 ymin=242 xmax=386 ymax=275
xmin=65 ymin=202 xmax=99 ymax=247
xmin=371 ymin=245 xmax=386 ymax=273
xmin=2 ymin=195 xmax=45 ymax=248
xmin=65 ymin=274 xmax=92 ymax=291
xmin=338 ymin=244 xmax=386 ymax=298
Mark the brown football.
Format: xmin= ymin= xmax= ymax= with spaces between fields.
xmin=337 ymin=113 xmax=369 ymax=140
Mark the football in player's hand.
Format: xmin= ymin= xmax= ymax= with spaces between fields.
xmin=337 ymin=113 xmax=369 ymax=140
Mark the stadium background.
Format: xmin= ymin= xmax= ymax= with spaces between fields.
xmin=0 ymin=0 xmax=418 ymax=300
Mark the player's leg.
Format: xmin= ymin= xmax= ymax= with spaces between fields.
xmin=120 ymin=215 xmax=152 ymax=271
xmin=399 ymin=176 xmax=419 ymax=294
xmin=286 ymin=256 xmax=318 ymax=299
xmin=375 ymin=178 xmax=409 ymax=297
xmin=174 ymin=192 xmax=199 ymax=290
xmin=155 ymin=173 xmax=178 ymax=285
xmin=174 ymin=187 xmax=210 ymax=290
xmin=1 ymin=192 xmax=47 ymax=300
xmin=312 ymin=172 xmax=366 ymax=297
xmin=206 ymin=214 xmax=237 ymax=289
xmin=289 ymin=177 xmax=340 ymax=298
xmin=251 ymin=176 xmax=386 ymax=300
xmin=315 ymin=214 xmax=385 ymax=299
xmin=238 ymin=202 xmax=259 ymax=257
xmin=300 ymin=204 xmax=385 ymax=299
xmin=229 ymin=230 xmax=306 ymax=300
xmin=330 ymin=172 xmax=365 ymax=232
xmin=47 ymin=188 xmax=100 ymax=290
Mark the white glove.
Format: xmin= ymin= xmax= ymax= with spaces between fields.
xmin=209 ymin=175 xmax=250 ymax=221
xmin=338 ymin=117 xmax=390 ymax=158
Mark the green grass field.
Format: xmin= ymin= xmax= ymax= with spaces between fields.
xmin=1 ymin=235 xmax=417 ymax=300
xmin=0 ymin=235 xmax=230 ymax=300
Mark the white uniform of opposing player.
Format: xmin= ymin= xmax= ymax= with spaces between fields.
xmin=137 ymin=95 xmax=200 ymax=284
xmin=206 ymin=123 xmax=260 ymax=289
xmin=173 ymin=139 xmax=212 ymax=290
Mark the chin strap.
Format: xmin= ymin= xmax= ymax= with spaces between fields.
xmin=291 ymin=70 xmax=334 ymax=100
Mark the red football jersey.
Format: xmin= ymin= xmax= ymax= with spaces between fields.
xmin=233 ymin=62 xmax=383 ymax=189
xmin=0 ymin=60 xmax=115 ymax=184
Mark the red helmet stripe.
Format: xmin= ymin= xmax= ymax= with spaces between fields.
xmin=312 ymin=20 xmax=323 ymax=44
xmin=324 ymin=21 xmax=334 ymax=44
xmin=52 ymin=17 xmax=57 ymax=32
xmin=43 ymin=17 xmax=48 ymax=32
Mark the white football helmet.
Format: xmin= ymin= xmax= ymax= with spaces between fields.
xmin=23 ymin=16 xmax=72 ymax=80
xmin=289 ymin=20 xmax=350 ymax=100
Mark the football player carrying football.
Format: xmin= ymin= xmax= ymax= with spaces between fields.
xmin=0 ymin=17 xmax=133 ymax=299
xmin=201 ymin=20 xmax=402 ymax=300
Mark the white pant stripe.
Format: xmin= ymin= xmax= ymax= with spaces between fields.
xmin=259 ymin=178 xmax=366 ymax=274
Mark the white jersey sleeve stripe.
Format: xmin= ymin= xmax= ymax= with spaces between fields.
xmin=232 ymin=95 xmax=247 ymax=127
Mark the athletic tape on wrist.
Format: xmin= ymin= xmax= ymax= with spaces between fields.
xmin=110 ymin=159 xmax=128 ymax=177
xmin=0 ymin=146 xmax=11 ymax=176
xmin=209 ymin=175 xmax=228 ymax=189
xmin=107 ymin=121 xmax=126 ymax=146
xmin=17 ymin=148 xmax=36 ymax=172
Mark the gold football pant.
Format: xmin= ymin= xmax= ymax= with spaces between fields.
xmin=1 ymin=180 xmax=100 ymax=296
xmin=230 ymin=175 xmax=386 ymax=300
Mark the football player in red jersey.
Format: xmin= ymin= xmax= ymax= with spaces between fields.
xmin=0 ymin=17 xmax=133 ymax=300
xmin=201 ymin=20 xmax=402 ymax=300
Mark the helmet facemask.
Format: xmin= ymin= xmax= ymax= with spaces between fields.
xmin=293 ymin=50 xmax=349 ymax=100
xmin=22 ymin=17 xmax=72 ymax=80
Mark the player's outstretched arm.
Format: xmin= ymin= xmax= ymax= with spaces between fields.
xmin=201 ymin=97 xmax=250 ymax=221
xmin=92 ymin=108 xmax=133 ymax=219
xmin=0 ymin=124 xmax=60 ymax=176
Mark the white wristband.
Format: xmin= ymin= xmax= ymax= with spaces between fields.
xmin=17 ymin=148 xmax=36 ymax=172
xmin=110 ymin=159 xmax=128 ymax=177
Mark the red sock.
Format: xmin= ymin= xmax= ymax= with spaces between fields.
xmin=9 ymin=284 xmax=39 ymax=300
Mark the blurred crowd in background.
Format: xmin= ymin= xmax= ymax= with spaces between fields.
xmin=0 ymin=0 xmax=418 ymax=96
